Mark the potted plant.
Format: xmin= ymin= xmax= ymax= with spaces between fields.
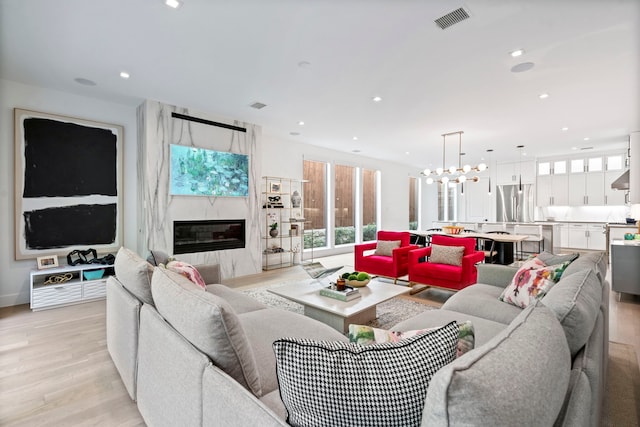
xmin=269 ymin=222 xmax=279 ymax=238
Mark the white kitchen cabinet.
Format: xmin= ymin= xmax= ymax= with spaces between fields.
xmin=537 ymin=174 xmax=569 ymax=207
xmin=568 ymin=172 xmax=604 ymax=205
xmin=604 ymin=170 xmax=627 ymax=205
xmin=588 ymin=224 xmax=606 ymax=250
xmin=567 ymin=223 xmax=606 ymax=250
xmin=496 ymin=160 xmax=536 ymax=185
xmin=560 ymin=224 xmax=569 ymax=248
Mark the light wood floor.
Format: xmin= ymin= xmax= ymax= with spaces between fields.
xmin=1 ymin=253 xmax=638 ymax=426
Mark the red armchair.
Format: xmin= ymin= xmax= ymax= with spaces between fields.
xmin=408 ymin=234 xmax=484 ymax=291
xmin=354 ymin=231 xmax=418 ymax=283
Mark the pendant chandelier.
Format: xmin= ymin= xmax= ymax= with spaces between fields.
xmin=421 ymin=131 xmax=487 ymax=185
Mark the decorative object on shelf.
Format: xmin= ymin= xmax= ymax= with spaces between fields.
xmin=624 ymin=233 xmax=635 ymax=240
xmin=421 ymin=131 xmax=486 ymax=185
xmin=270 ymin=182 xmax=281 ymax=193
xmin=269 ymin=222 xmax=279 ymax=237
xmin=36 ymin=255 xmax=59 ymax=270
xmin=264 ymin=195 xmax=284 ymax=208
xmin=83 ymin=269 xmax=106 ymax=280
xmin=291 ymin=190 xmax=301 ymax=208
xmin=43 ymin=273 xmax=73 ymax=285
xmin=290 ymin=224 xmax=299 ymax=236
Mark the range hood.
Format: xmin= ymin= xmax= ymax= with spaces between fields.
xmin=611 ymin=170 xmax=630 ymax=191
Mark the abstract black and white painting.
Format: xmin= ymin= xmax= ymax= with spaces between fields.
xmin=14 ymin=109 xmax=124 ymax=260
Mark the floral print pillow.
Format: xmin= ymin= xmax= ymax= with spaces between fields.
xmin=349 ymin=321 xmax=475 ymax=358
xmin=499 ymin=257 xmax=571 ymax=308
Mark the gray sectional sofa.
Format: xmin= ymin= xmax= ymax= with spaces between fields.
xmin=106 ymin=247 xmax=608 ymax=426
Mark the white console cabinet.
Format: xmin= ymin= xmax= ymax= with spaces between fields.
xmin=30 ymin=264 xmax=113 ymax=310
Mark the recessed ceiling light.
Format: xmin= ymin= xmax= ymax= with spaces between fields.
xmin=539 ymin=93 xmax=549 ymax=99
xmin=405 ymin=151 xmax=410 ymax=155
xmin=352 ymin=149 xmax=361 ymax=153
xmin=165 ymin=0 xmax=181 ymax=8
xmin=584 ymin=137 xmax=590 ymax=141
xmin=298 ymin=61 xmax=311 ymax=68
xmin=250 ymin=102 xmax=267 ymax=109
xmin=562 ymin=127 xmax=569 ymax=131
xmin=510 ymin=49 xmax=525 ymax=57
xmin=289 ymin=132 xmax=300 ymax=136
xmin=74 ymin=77 xmax=97 ymax=86
xmin=372 ymin=96 xmax=382 ymax=102
xmin=120 ymin=71 xmax=130 ymax=79
xmin=572 ymin=146 xmax=578 ymax=150
xmin=298 ymin=121 xmax=304 ymax=126
xmin=352 ymin=136 xmax=358 ymax=141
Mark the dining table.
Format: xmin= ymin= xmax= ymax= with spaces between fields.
xmin=408 ymin=230 xmax=529 ymax=265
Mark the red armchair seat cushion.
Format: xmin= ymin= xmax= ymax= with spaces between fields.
xmin=415 ymin=262 xmax=463 ymax=282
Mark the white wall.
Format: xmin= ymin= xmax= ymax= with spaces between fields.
xmin=0 ymin=79 xmax=420 ymax=307
xmin=261 ymin=134 xmax=416 ymax=256
xmin=0 ymin=79 xmax=138 ymax=307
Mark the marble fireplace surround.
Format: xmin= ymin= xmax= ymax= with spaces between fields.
xmin=137 ymin=100 xmax=262 ymax=279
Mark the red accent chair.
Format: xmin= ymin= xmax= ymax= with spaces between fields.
xmin=408 ymin=234 xmax=484 ymax=291
xmin=354 ymin=231 xmax=418 ymax=283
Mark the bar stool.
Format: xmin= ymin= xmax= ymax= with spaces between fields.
xmin=514 ymin=225 xmax=544 ymax=259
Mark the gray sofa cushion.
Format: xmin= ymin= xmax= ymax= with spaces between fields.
xmin=151 ymin=267 xmax=263 ymax=397
xmin=441 ymin=284 xmax=523 ymax=324
xmin=206 ymin=284 xmax=267 ymax=314
xmin=422 ymin=302 xmax=571 ymax=426
xmin=541 ymin=268 xmax=602 ymax=357
xmin=537 ymin=250 xmax=579 ymax=266
xmin=563 ymin=251 xmax=606 ymax=281
xmin=114 ymin=246 xmax=155 ymax=306
xmin=390 ymin=308 xmax=508 ymax=347
xmin=147 ymin=249 xmax=171 ymax=266
xmin=240 ymin=308 xmax=348 ymax=395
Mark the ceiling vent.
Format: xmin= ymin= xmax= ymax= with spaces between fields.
xmin=434 ymin=7 xmax=470 ymax=30
xmin=250 ymin=102 xmax=267 ymax=109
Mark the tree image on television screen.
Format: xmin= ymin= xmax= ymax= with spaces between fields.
xmin=170 ymin=145 xmax=249 ymax=197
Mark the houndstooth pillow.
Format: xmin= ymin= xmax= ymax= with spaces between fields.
xmin=273 ymin=321 xmax=459 ymax=427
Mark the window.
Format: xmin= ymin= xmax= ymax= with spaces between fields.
xmin=409 ymin=177 xmax=417 ymax=230
xmin=538 ymin=162 xmax=551 ymax=175
xmin=303 ymin=160 xmax=327 ymax=249
xmin=438 ymin=182 xmax=457 ymax=221
xmin=587 ymin=157 xmax=602 ymax=172
xmin=334 ymin=164 xmax=356 ymax=245
xmin=571 ymin=159 xmax=584 ymax=173
xmin=553 ymin=160 xmax=567 ymax=174
xmin=362 ymin=169 xmax=378 ymax=241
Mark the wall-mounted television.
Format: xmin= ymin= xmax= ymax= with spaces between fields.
xmin=170 ymin=144 xmax=249 ymax=197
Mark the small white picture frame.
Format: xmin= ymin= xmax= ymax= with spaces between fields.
xmin=36 ymin=255 xmax=59 ymax=270
xmin=270 ymin=182 xmax=281 ymax=193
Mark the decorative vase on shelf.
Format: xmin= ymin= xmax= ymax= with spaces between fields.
xmin=291 ymin=190 xmax=301 ymax=208
xmin=269 ymin=223 xmax=279 ymax=238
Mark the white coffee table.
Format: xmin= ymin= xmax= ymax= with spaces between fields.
xmin=268 ymin=279 xmax=411 ymax=333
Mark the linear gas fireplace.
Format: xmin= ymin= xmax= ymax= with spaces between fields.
xmin=173 ymin=219 xmax=246 ymax=254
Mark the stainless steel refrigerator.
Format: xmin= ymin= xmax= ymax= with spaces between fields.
xmin=496 ymin=184 xmax=535 ymax=222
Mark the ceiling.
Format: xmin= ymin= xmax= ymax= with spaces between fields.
xmin=1 ymin=0 xmax=639 ymax=168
